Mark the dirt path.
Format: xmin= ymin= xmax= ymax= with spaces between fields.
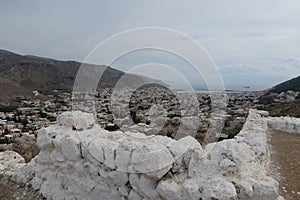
xmin=268 ymin=129 xmax=300 ymax=200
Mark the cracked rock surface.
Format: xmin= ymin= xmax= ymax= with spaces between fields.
xmin=1 ymin=110 xmax=284 ymax=199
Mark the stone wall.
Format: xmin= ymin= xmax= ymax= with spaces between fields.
xmin=6 ymin=110 xmax=283 ymax=200
xmin=268 ymin=116 xmax=300 ymax=133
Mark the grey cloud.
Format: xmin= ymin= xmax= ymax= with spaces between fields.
xmin=283 ymin=57 xmax=300 ymax=69
xmin=1 ymin=0 xmax=300 ymax=90
xmin=220 ymin=64 xmax=259 ymax=73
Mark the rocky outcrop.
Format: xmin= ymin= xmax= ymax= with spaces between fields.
xmin=3 ymin=110 xmax=282 ymax=200
xmin=0 ymin=150 xmax=26 ymax=177
xmin=0 ymin=133 xmax=40 ymax=162
xmin=0 ymin=151 xmax=43 ymax=199
xmin=268 ymin=116 xmax=300 ymax=133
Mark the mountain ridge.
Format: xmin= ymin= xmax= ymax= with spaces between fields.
xmin=0 ymin=49 xmax=160 ymax=100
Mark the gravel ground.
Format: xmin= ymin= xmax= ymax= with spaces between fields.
xmin=0 ymin=178 xmax=43 ymax=200
xmin=268 ymin=129 xmax=300 ymax=200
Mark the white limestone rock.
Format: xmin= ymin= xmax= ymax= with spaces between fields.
xmin=115 ymin=147 xmax=131 ymax=171
xmin=118 ymin=186 xmax=131 ymax=196
xmin=128 ymin=189 xmax=143 ymax=200
xmin=129 ymin=174 xmax=161 ymax=199
xmin=256 ymin=110 xmax=269 ymax=117
xmin=31 ymin=176 xmax=43 ymax=191
xmin=268 ymin=116 xmax=300 ymax=133
xmin=0 ymin=151 xmax=25 ymax=173
xmin=103 ymin=145 xmax=117 ymax=169
xmin=57 ymin=112 xmax=74 ymax=127
xmin=61 ymin=137 xmax=81 ymax=161
xmin=183 ymin=178 xmax=204 ymax=200
xmin=234 ymin=179 xmax=255 ymax=199
xmin=5 ymin=110 xmax=283 ymax=200
xmin=57 ymin=111 xmax=95 ymax=130
xmin=36 ymin=128 xmax=54 ymax=149
xmin=11 ymin=157 xmax=37 ymax=185
xmin=183 ymin=178 xmax=237 ymax=200
xmin=130 ymin=143 xmax=174 ymax=179
xmin=201 ymin=178 xmax=237 ymax=200
xmin=108 ymin=170 xmax=129 ymax=186
xmin=156 ymin=179 xmax=185 ymax=200
xmin=50 ymin=149 xmax=65 ymax=163
xmin=247 ymin=177 xmax=280 ymax=200
xmin=169 ymin=136 xmax=205 ymax=174
xmin=35 ymin=149 xmax=52 ymax=164
xmin=168 ymin=136 xmax=203 ymax=159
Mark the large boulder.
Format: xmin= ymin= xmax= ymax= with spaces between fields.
xmin=0 ymin=151 xmax=25 ymax=176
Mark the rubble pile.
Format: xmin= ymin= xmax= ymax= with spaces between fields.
xmin=0 ymin=110 xmax=282 ymax=200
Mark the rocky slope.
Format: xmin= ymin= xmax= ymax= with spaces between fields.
xmin=0 ymin=133 xmax=40 ymax=162
xmin=0 ymin=151 xmax=42 ymax=199
xmin=269 ymin=75 xmax=300 ymax=94
xmin=263 ymin=99 xmax=300 ymax=118
xmin=0 ymin=109 xmax=284 ymax=200
xmin=0 ymin=49 xmax=159 ymax=100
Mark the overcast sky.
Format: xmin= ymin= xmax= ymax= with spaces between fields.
xmin=1 ymin=0 xmax=300 ymax=90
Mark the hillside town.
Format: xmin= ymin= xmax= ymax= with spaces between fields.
xmin=1 ymin=85 xmax=299 ymax=183
xmin=0 ymin=86 xmax=271 ymax=153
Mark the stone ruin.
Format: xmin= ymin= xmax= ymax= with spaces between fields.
xmin=0 ymin=110 xmax=285 ymax=199
xmin=268 ymin=116 xmax=300 ymax=133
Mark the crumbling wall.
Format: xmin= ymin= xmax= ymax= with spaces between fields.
xmin=268 ymin=116 xmax=300 ymax=133
xmin=10 ymin=110 xmax=282 ymax=200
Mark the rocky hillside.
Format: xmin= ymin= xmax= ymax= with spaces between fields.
xmin=269 ymin=75 xmax=300 ymax=93
xmin=264 ymin=99 xmax=300 ymax=118
xmin=0 ymin=49 xmax=158 ymax=100
xmin=257 ymin=75 xmax=300 ymax=117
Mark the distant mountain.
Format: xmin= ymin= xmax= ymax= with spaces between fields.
xmin=0 ymin=76 xmax=32 ymax=99
xmin=257 ymin=75 xmax=300 ymax=105
xmin=0 ymin=49 xmax=161 ymax=100
xmin=257 ymin=75 xmax=300 ymax=116
xmin=269 ymin=75 xmax=300 ymax=93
